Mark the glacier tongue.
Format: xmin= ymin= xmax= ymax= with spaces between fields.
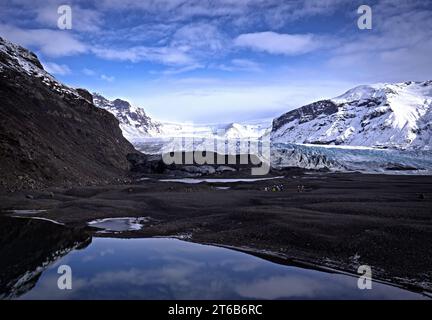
xmin=272 ymin=143 xmax=432 ymax=174
xmin=134 ymin=138 xmax=432 ymax=174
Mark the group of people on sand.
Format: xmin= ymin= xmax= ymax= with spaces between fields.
xmin=263 ymin=184 xmax=306 ymax=192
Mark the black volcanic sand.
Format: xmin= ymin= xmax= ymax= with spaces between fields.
xmin=0 ymin=170 xmax=431 ymax=293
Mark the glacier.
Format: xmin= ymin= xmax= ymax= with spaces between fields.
xmin=134 ymin=138 xmax=432 ymax=174
xmin=271 ymin=143 xmax=432 ymax=174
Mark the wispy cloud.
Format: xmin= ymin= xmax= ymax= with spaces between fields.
xmin=82 ymin=68 xmax=115 ymax=82
xmin=0 ymin=24 xmax=87 ymax=57
xmin=82 ymin=68 xmax=97 ymax=76
xmin=100 ymin=74 xmax=115 ymax=82
xmin=171 ymin=22 xmax=228 ymax=57
xmin=92 ymin=46 xmax=195 ymax=65
xmin=234 ymin=32 xmax=325 ymax=55
xmin=127 ymin=77 xmax=352 ymax=123
xmin=97 ymin=0 xmax=348 ymax=25
xmin=216 ymin=59 xmax=262 ymax=72
xmin=160 ymin=64 xmax=205 ymax=75
xmin=42 ymin=61 xmax=71 ymax=75
xmin=91 ymin=21 xmax=228 ymax=69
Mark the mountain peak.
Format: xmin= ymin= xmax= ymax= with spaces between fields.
xmin=112 ymin=98 xmax=132 ymax=111
xmin=272 ymin=81 xmax=432 ymax=150
xmin=0 ymin=37 xmax=90 ymax=105
xmin=333 ymin=81 xmax=432 ymax=103
xmin=0 ymin=36 xmax=44 ymax=73
xmin=92 ymin=93 xmax=162 ymax=141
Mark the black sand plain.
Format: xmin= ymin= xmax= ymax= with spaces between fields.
xmin=1 ymin=169 xmax=431 ymax=294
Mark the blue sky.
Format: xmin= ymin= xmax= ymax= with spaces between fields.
xmin=1 ymin=0 xmax=431 ymax=123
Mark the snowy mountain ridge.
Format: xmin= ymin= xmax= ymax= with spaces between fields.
xmin=94 ymin=81 xmax=431 ymax=151
xmin=92 ymin=93 xmax=163 ymax=141
xmin=0 ymin=37 xmax=84 ymax=102
xmin=92 ymin=93 xmax=271 ymax=141
xmin=272 ymin=81 xmax=432 ymax=150
xmin=159 ymin=121 xmax=271 ymax=139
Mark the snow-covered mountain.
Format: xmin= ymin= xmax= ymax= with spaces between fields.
xmin=92 ymin=93 xmax=163 ymax=141
xmin=90 ymin=81 xmax=432 ymax=174
xmin=0 ymin=37 xmax=83 ymax=100
xmin=271 ymin=81 xmax=432 ymax=150
xmin=93 ymin=92 xmax=271 ymax=142
xmin=159 ymin=121 xmax=270 ymax=139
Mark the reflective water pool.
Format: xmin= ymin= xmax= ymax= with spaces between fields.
xmin=87 ymin=217 xmax=150 ymax=232
xmin=13 ymin=237 xmax=428 ymax=300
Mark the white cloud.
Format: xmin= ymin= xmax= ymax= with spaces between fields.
xmin=160 ymin=64 xmax=204 ymax=75
xmin=100 ymin=74 xmax=115 ymax=82
xmin=0 ymin=24 xmax=87 ymax=57
xmin=92 ymin=46 xmax=195 ymax=65
xmin=234 ymin=31 xmax=324 ymax=55
xmin=125 ymin=77 xmax=353 ymax=123
xmin=92 ymin=22 xmax=228 ymax=68
xmin=42 ymin=62 xmax=71 ymax=75
xmin=82 ymin=68 xmax=97 ymax=76
xmin=231 ymin=59 xmax=262 ymax=72
xmin=171 ymin=22 xmax=228 ymax=56
xmin=216 ymin=59 xmax=262 ymax=72
xmin=82 ymin=68 xmax=116 ymax=83
xmin=107 ymin=23 xmax=176 ymax=44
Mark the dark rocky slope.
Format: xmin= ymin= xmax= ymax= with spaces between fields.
xmin=0 ymin=37 xmax=136 ymax=191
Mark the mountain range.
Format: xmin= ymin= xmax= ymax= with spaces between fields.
xmin=93 ymin=82 xmax=431 ymax=151
xmin=93 ymin=92 xmax=271 ymax=142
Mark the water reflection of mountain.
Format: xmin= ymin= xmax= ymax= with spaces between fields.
xmin=0 ymin=217 xmax=91 ymax=299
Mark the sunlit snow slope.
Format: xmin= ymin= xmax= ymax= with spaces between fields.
xmin=272 ymin=81 xmax=432 ymax=150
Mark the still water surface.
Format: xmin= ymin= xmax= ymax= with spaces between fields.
xmin=16 ymin=237 xmax=427 ymax=300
